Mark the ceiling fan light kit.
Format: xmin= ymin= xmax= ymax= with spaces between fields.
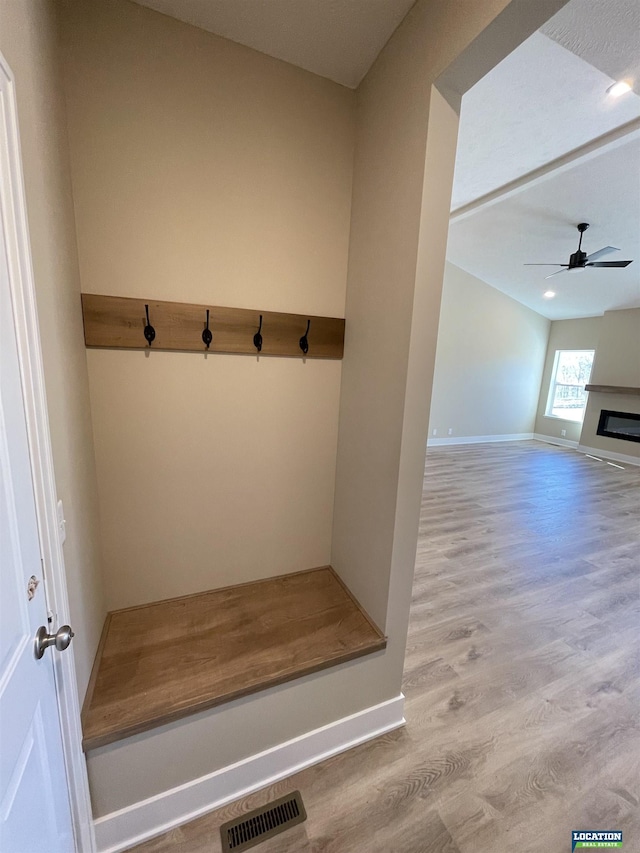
xmin=525 ymin=222 xmax=633 ymax=280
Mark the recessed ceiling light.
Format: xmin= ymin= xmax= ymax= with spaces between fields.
xmin=543 ymin=290 xmax=556 ymax=298
xmin=606 ymin=80 xmax=632 ymax=98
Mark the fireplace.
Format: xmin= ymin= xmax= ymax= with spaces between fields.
xmin=596 ymin=410 xmax=640 ymax=443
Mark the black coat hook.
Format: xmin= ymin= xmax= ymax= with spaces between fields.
xmin=299 ymin=319 xmax=310 ymax=355
xmin=254 ymin=314 xmax=263 ymax=353
xmin=143 ymin=304 xmax=155 ymax=346
xmin=202 ymin=309 xmax=213 ymax=349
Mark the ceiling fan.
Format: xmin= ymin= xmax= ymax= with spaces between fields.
xmin=525 ymin=223 xmax=633 ymax=279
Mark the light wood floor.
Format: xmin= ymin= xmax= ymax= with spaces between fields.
xmin=130 ymin=441 xmax=640 ymax=853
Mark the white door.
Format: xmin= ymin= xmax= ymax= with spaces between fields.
xmin=0 ymin=67 xmax=75 ymax=853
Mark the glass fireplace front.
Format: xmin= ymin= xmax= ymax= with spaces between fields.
xmin=596 ymin=409 xmax=640 ymax=443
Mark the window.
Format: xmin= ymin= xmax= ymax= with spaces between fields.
xmin=545 ymin=349 xmax=594 ymax=422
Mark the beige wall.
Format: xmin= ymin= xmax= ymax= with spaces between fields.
xmin=60 ymin=0 xmax=355 ymax=610
xmin=0 ymin=0 xmax=105 ymax=698
xmin=81 ymin=0 xmax=538 ymax=818
xmin=330 ymin=0 xmax=566 ymax=638
xmin=580 ymin=308 xmax=640 ymax=459
xmin=534 ymin=315 xmax=602 ymax=443
xmin=428 ymin=262 xmax=550 ymax=440
xmin=330 ymin=0 xmax=515 ymax=635
xmin=50 ymin=0 xmax=569 ymax=819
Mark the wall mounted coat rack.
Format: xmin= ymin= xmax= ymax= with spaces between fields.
xmin=81 ymin=294 xmax=345 ymax=359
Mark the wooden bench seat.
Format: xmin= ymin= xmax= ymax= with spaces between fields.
xmin=81 ymin=566 xmax=386 ymax=750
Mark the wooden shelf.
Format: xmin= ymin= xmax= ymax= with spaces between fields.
xmin=81 ymin=567 xmax=385 ymax=751
xmin=81 ymin=294 xmax=345 ymax=359
xmin=585 ymin=384 xmax=640 ymax=396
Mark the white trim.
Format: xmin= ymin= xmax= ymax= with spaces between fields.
xmin=542 ymin=414 xmax=585 ymax=424
xmin=427 ymin=433 xmax=533 ymax=447
xmin=0 ymin=52 xmax=95 ymax=851
xmin=94 ymin=694 xmax=406 ymax=853
xmin=533 ymin=434 xmax=579 ymax=449
xmin=577 ymin=444 xmax=640 ymax=467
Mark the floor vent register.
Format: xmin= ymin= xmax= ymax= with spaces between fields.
xmin=220 ymin=791 xmax=307 ymax=852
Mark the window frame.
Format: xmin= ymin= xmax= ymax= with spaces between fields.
xmin=544 ymin=348 xmax=595 ymax=423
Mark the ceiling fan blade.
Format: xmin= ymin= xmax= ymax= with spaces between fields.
xmin=524 ymin=263 xmax=566 ymax=266
xmin=544 ymin=268 xmax=569 ymax=279
xmin=586 ymin=246 xmax=619 ymax=262
xmin=587 ymin=260 xmax=633 ymax=268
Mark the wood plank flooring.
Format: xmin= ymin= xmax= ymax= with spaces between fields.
xmin=82 ymin=566 xmax=386 ymax=750
xmin=129 ymin=442 xmax=640 ymax=853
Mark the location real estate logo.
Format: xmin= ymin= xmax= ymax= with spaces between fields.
xmin=572 ymin=831 xmax=623 ymax=850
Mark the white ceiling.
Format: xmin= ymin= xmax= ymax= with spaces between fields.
xmin=131 ymin=0 xmax=416 ymax=88
xmin=450 ymin=32 xmax=640 ymax=212
xmin=449 ymin=0 xmax=640 ymax=321
xmin=541 ymin=0 xmax=640 ymax=94
xmin=447 ymin=136 xmax=640 ymax=321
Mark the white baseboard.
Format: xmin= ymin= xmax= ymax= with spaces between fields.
xmin=94 ymin=694 xmax=405 ymax=853
xmin=533 ymin=433 xmax=579 ymax=449
xmin=427 ymin=432 xmax=533 ymax=447
xmin=577 ymin=443 xmax=640 ymax=467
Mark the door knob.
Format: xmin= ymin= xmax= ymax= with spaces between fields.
xmin=34 ymin=625 xmax=75 ymax=660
